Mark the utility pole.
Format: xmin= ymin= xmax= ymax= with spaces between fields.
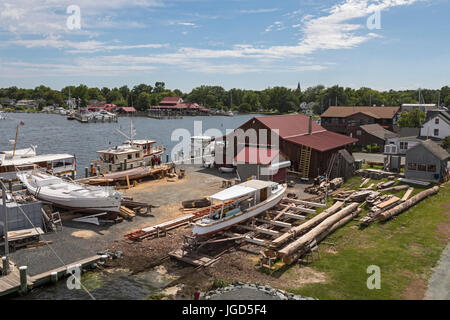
xmin=1 ymin=180 xmax=9 ymax=275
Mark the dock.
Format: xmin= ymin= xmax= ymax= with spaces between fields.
xmin=0 ymin=255 xmax=104 ymax=297
xmin=73 ymin=113 xmax=118 ymax=123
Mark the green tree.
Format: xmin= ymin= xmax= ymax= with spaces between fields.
xmin=136 ymin=92 xmax=151 ymax=111
xmin=398 ymin=109 xmax=426 ymax=128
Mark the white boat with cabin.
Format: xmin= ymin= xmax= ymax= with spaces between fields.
xmin=192 ymin=180 xmax=286 ymax=237
xmin=17 ymin=171 xmax=122 ymax=214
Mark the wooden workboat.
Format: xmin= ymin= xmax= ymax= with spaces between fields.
xmin=192 ymin=180 xmax=286 ymax=238
xmin=17 ymin=171 xmax=122 ymax=215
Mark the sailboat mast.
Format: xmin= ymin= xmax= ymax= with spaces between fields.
xmin=12 ymin=124 xmax=19 ymax=157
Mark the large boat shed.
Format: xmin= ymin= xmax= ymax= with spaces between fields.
xmin=224 ymin=114 xmax=357 ymax=178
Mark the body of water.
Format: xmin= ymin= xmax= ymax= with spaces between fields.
xmin=0 ymin=113 xmax=256 ymax=177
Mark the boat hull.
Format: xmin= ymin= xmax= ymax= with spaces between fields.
xmin=192 ymin=185 xmax=286 ymax=238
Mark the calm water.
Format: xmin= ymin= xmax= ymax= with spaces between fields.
xmin=0 ymin=113 xmax=256 ymax=177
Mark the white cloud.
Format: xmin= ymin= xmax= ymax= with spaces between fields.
xmin=9 ymin=37 xmax=168 ymax=53
xmin=240 ymin=8 xmax=279 ymax=14
xmin=0 ymin=0 xmax=163 ymax=35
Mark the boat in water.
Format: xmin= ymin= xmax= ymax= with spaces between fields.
xmin=0 ymin=111 xmax=8 ymax=120
xmin=192 ymin=180 xmax=286 ymax=237
xmin=17 ymin=171 xmax=122 ymax=215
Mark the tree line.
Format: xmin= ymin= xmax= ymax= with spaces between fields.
xmin=1 ymin=83 xmax=449 ymax=114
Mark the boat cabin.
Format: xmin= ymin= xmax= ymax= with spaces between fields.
xmin=0 ymin=153 xmax=76 ymax=181
xmin=92 ymin=139 xmax=164 ymax=173
xmin=207 ymin=180 xmax=278 ymax=220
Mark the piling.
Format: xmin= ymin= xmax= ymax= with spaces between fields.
xmin=109 ymin=164 xmax=112 ymax=173
xmin=89 ymin=164 xmax=94 ymax=177
xmin=8 ymin=181 xmax=12 ymax=192
xmin=166 ymin=155 xmax=169 ymax=163
xmin=97 ymin=166 xmax=101 ymax=177
xmin=119 ymin=163 xmax=123 ymax=171
xmin=124 ymin=159 xmax=127 ymax=170
xmin=50 ymin=271 xmax=58 ymax=284
xmin=19 ymin=266 xmax=28 ymax=293
xmin=2 ymin=256 xmax=9 ymax=275
xmin=85 ymin=167 xmax=89 ymax=178
xmin=71 ymin=171 xmax=75 ymax=180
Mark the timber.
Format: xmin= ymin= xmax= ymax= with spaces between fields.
xmin=282 ymin=198 xmax=326 ymax=208
xmin=284 ymin=208 xmax=362 ymax=264
xmin=378 ymin=186 xmax=440 ymax=221
xmin=377 ymin=185 xmax=409 ymax=193
xmin=278 ymin=202 xmax=359 ymax=259
xmin=270 ymin=201 xmax=344 ymax=248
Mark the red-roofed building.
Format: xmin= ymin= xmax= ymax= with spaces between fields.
xmin=149 ymin=97 xmax=210 ymax=116
xmin=223 ymin=114 xmax=357 ymax=179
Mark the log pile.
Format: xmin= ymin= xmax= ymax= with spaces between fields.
xmin=277 ymin=202 xmax=360 ymax=264
xmin=378 ymin=186 xmax=440 ymax=221
xmin=305 ymin=177 xmax=344 ymax=195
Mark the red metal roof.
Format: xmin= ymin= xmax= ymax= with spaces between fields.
xmin=286 ymin=131 xmax=358 ymax=152
xmin=250 ymin=114 xmax=325 ymax=139
xmin=234 ymin=147 xmax=280 ymax=165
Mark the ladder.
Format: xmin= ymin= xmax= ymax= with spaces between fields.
xmin=299 ymin=146 xmax=312 ymax=178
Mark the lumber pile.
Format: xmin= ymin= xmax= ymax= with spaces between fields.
xmin=277 ymin=202 xmax=360 ymax=263
xmin=378 ymin=186 xmax=440 ymax=221
xmin=305 ymin=177 xmax=344 ymax=195
xmin=119 ymin=206 xmax=136 ymax=220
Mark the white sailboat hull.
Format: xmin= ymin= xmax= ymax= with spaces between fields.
xmin=17 ymin=172 xmax=122 ymax=214
xmin=192 ymin=184 xmax=286 ymax=237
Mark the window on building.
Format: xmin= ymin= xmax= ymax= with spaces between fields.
xmin=434 ymin=129 xmax=439 ymax=136
xmin=136 ymin=153 xmax=140 ymax=158
xmin=427 ymin=164 xmax=437 ymax=172
xmin=435 ymin=118 xmax=439 ymax=124
xmin=357 ymin=130 xmax=362 ymax=136
xmin=128 ymin=154 xmax=132 ymax=160
xmin=418 ymin=164 xmax=427 ymax=171
xmin=407 ymin=163 xmax=417 ymax=170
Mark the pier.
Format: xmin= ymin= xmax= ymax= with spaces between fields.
xmin=73 ymin=113 xmax=118 ymax=123
xmin=0 ymin=255 xmax=104 ymax=297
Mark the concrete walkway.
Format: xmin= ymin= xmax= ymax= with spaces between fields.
xmin=425 ymin=243 xmax=450 ymax=300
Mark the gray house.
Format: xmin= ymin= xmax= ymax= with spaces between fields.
xmin=405 ymin=140 xmax=450 ymax=182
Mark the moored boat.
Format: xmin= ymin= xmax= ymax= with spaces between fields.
xmin=17 ymin=171 xmax=122 ymax=215
xmin=192 ymin=180 xmax=286 ymax=237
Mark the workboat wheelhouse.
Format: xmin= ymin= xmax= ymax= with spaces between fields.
xmin=192 ymin=180 xmax=287 ymax=238
xmin=91 ymin=139 xmax=165 ymax=174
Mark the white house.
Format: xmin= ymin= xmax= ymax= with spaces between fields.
xmin=420 ymin=110 xmax=450 ymax=140
xmin=384 ymin=136 xmax=422 ymax=155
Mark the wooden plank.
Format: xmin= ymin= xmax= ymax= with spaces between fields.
xmin=273 ymin=204 xmax=292 ymax=221
xmin=256 ymin=219 xmax=291 ymax=228
xmin=283 ymin=213 xmax=306 ymax=220
xmin=376 ymin=196 xmax=400 ymax=209
xmin=360 ymin=178 xmax=370 ymax=187
xmin=126 ymin=174 xmax=131 ymax=189
xmin=279 ymin=204 xmax=315 ymax=214
xmin=401 ymin=187 xmax=414 ymax=202
xmin=238 ymin=225 xmax=280 ymax=237
xmin=282 ymin=198 xmax=326 ymax=208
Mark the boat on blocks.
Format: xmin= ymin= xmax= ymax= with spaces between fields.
xmin=192 ymin=180 xmax=287 ymax=238
xmin=17 ymin=171 xmax=122 ymax=216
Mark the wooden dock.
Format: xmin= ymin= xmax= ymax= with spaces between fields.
xmin=0 ymin=255 xmax=103 ymax=297
xmin=0 ymin=265 xmax=33 ymax=297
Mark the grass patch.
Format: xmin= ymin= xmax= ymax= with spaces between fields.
xmin=287 ymin=183 xmax=449 ymax=299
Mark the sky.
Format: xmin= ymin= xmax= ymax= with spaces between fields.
xmin=0 ymin=0 xmax=449 ymax=92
